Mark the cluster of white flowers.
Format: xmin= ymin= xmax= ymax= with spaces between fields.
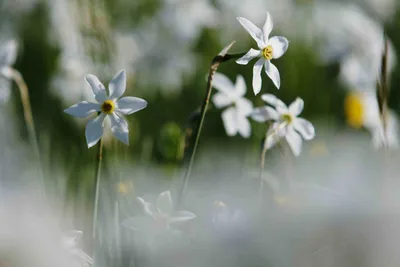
xmin=212 ymin=12 xmax=315 ymax=156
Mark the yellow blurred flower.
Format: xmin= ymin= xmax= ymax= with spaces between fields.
xmin=344 ymin=92 xmax=364 ymax=129
xmin=274 ymin=195 xmax=296 ymax=209
xmin=116 ymin=181 xmax=134 ymax=195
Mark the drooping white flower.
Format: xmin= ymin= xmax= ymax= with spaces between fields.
xmin=251 ymin=94 xmax=315 ymax=156
xmin=62 ymin=230 xmax=93 ymax=267
xmin=212 ymin=72 xmax=253 ymax=138
xmin=122 ymin=191 xmax=196 ymax=233
xmin=64 ymin=69 xmax=147 ymax=148
xmin=0 ymin=40 xmax=17 ymax=103
xmin=236 ymin=12 xmax=289 ymax=94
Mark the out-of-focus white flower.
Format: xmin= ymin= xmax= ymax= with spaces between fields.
xmin=251 ymin=94 xmax=315 ymax=156
xmin=344 ymin=91 xmax=399 ymax=149
xmin=0 ymin=39 xmax=17 ymax=103
xmin=212 ymin=73 xmax=253 ymax=138
xmin=212 ymin=201 xmax=246 ymax=231
xmin=64 ymin=70 xmax=148 ymax=148
xmin=62 ymin=230 xmax=93 ymax=267
xmin=131 ymin=20 xmax=196 ymax=92
xmin=236 ymin=13 xmax=289 ymax=94
xmin=161 ymin=0 xmax=218 ymax=42
xmin=338 ymin=40 xmax=396 ymax=92
xmin=353 ymin=0 xmax=398 ymax=21
xmin=311 ymin=3 xmax=389 ymax=66
xmin=122 ymin=190 xmax=196 ymax=233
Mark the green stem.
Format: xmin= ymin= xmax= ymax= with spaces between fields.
xmin=11 ymin=69 xmax=46 ymax=199
xmin=378 ymin=37 xmax=389 ymax=144
xmin=92 ymin=138 xmax=103 ymax=239
xmin=258 ymin=123 xmax=286 ymax=206
xmin=177 ymin=41 xmax=240 ymax=206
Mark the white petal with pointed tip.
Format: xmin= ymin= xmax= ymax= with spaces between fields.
xmin=213 ymin=72 xmax=235 ymax=94
xmin=252 ymin=58 xmax=264 ymax=95
xmin=212 ymin=92 xmax=233 ymax=108
xmin=236 ymin=17 xmax=265 ymax=49
xmin=237 ymin=115 xmax=251 ymax=138
xmin=85 ymin=113 xmax=106 ymax=148
xmin=137 ymin=197 xmax=156 ymax=217
xmin=251 ymin=106 xmax=279 ymax=122
xmin=85 ymin=74 xmax=107 ymax=103
xmin=168 ymin=211 xmax=196 ymax=224
xmin=289 ymin=97 xmax=304 ymax=116
xmin=262 ymin=12 xmax=273 ymax=43
xmin=64 ymin=101 xmax=100 ymax=118
xmin=109 ymin=113 xmax=129 ymax=145
xmin=261 ymin=94 xmax=287 ymax=109
xmin=269 ymin=36 xmax=289 ymax=59
xmin=235 ymin=75 xmax=247 ymax=97
xmin=116 ymin=96 xmax=147 ymax=115
xmin=156 ymin=191 xmax=174 ymax=214
xmin=222 ymin=107 xmax=237 ymax=136
xmin=109 ymin=69 xmax=126 ymax=100
xmin=285 ymin=127 xmax=302 ymax=156
xmin=264 ymin=60 xmax=281 ymax=89
xmin=121 ymin=216 xmax=154 ymax=231
xmin=236 ymin=48 xmax=261 ymax=65
xmin=293 ymin=118 xmax=315 ymax=140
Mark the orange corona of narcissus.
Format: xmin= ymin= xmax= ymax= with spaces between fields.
xmin=344 ymin=93 xmax=364 ymax=129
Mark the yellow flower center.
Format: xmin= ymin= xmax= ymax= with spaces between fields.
xmin=344 ymin=93 xmax=364 ymax=129
xmin=101 ymin=100 xmax=115 ymax=114
xmin=281 ymin=113 xmax=293 ymax=124
xmin=262 ymin=45 xmax=273 ymax=60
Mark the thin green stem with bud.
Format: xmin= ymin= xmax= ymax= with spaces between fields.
xmin=177 ymin=42 xmax=244 ymax=207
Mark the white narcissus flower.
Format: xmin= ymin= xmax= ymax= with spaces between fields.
xmin=212 ymin=72 xmax=253 ymax=138
xmin=0 ymin=40 xmax=18 ymax=103
xmin=251 ymin=94 xmax=315 ymax=156
xmin=62 ymin=230 xmax=93 ymax=267
xmin=236 ymin=12 xmax=289 ymax=94
xmin=122 ymin=190 xmax=196 ymax=233
xmin=64 ymin=69 xmax=148 ymax=148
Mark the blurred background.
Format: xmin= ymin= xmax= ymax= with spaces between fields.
xmin=1 ymin=0 xmax=400 ymax=266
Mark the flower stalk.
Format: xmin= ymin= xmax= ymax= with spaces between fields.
xmin=10 ymin=68 xmax=46 ymax=199
xmin=377 ymin=37 xmax=390 ymax=145
xmin=92 ymin=137 xmax=103 ymax=239
xmin=177 ymin=41 xmax=243 ymax=207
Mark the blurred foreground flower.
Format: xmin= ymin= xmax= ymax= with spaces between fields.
xmin=0 ymin=40 xmax=17 ymax=103
xmin=122 ymin=190 xmax=196 ymax=233
xmin=64 ymin=69 xmax=148 ymax=148
xmin=236 ymin=12 xmax=289 ymax=94
xmin=62 ymin=230 xmax=93 ymax=267
xmin=212 ymin=73 xmax=253 ymax=138
xmin=212 ymin=201 xmax=247 ymax=235
xmin=251 ymin=94 xmax=315 ymax=156
xmin=344 ymin=92 xmax=399 ymax=149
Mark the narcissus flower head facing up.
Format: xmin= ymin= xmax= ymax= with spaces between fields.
xmin=64 ymin=69 xmax=148 ymax=148
xmin=236 ymin=12 xmax=289 ymax=95
xmin=251 ymin=94 xmax=315 ymax=156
